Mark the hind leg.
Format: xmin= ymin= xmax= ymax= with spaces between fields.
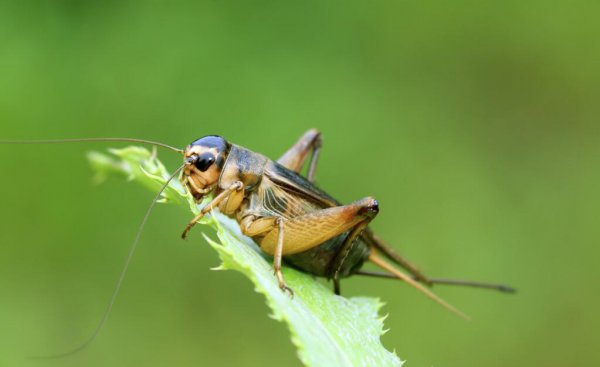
xmin=277 ymin=129 xmax=322 ymax=182
xmin=361 ymin=229 xmax=432 ymax=284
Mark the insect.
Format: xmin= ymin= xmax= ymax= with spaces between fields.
xmin=178 ymin=131 xmax=513 ymax=312
xmin=1 ymin=130 xmax=513 ymax=355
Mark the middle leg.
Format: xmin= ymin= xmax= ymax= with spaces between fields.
xmin=240 ymin=197 xmax=379 ymax=294
xmin=273 ymin=217 xmax=293 ymax=296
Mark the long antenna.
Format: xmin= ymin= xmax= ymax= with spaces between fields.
xmin=0 ymin=138 xmax=184 ymax=154
xmin=30 ymin=163 xmax=187 ymax=359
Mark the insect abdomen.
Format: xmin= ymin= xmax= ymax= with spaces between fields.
xmin=283 ymin=233 xmax=370 ymax=278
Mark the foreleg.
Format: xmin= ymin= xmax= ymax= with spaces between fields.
xmin=181 ymin=181 xmax=244 ymax=239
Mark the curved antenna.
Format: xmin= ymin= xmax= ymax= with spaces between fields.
xmin=30 ymin=162 xmax=187 ymax=359
xmin=0 ymin=138 xmax=184 ymax=154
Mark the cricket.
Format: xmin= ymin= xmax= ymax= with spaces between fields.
xmin=0 ymin=129 xmax=514 ymax=356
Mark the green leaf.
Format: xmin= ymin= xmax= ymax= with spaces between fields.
xmin=88 ymin=147 xmax=404 ymax=367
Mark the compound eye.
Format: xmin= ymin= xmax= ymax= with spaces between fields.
xmin=194 ymin=153 xmax=215 ymax=172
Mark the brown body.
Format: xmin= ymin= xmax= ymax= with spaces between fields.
xmin=180 ymin=131 xmax=456 ymax=299
xmin=178 ymin=131 xmax=513 ymax=315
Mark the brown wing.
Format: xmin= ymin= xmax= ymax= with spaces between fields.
xmin=263 ymin=161 xmax=340 ymax=209
xmin=252 ymin=177 xmax=320 ymax=220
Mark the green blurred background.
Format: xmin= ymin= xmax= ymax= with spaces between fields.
xmin=1 ymin=1 xmax=598 ymax=366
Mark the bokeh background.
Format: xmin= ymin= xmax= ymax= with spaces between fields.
xmin=1 ymin=1 xmax=598 ymax=366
